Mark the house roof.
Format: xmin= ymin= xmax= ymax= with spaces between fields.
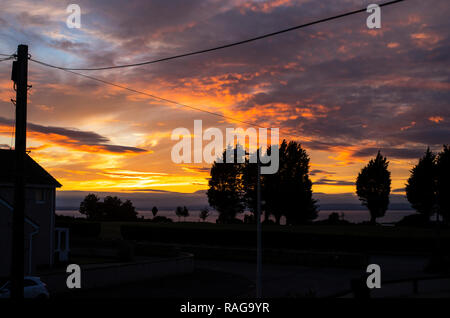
xmin=0 ymin=149 xmax=62 ymax=187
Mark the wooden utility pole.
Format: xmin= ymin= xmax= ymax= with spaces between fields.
xmin=11 ymin=44 xmax=28 ymax=299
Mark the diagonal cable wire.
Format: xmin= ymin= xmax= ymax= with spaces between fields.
xmin=29 ymin=0 xmax=405 ymax=71
xmin=0 ymin=56 xmax=14 ymax=62
xmin=30 ymin=58 xmax=272 ymax=131
xmin=27 ymin=0 xmax=407 ymax=137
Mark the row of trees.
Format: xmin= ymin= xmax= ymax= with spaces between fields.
xmin=79 ymin=194 xmax=138 ymax=221
xmin=78 ymin=144 xmax=448 ymax=225
xmin=349 ymin=145 xmax=449 ymax=225
xmin=207 ymin=140 xmax=317 ymax=224
xmin=208 ymin=141 xmax=449 ymax=225
xmin=174 ymin=206 xmax=210 ymax=221
xmin=175 ymin=206 xmax=189 ymax=221
xmin=79 ymin=194 xmax=162 ymax=221
xmin=79 ymin=196 xmax=211 ymax=222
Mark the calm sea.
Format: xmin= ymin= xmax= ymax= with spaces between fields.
xmin=56 ymin=209 xmax=414 ymax=224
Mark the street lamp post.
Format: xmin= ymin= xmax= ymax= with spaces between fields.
xmin=256 ymin=152 xmax=262 ymax=298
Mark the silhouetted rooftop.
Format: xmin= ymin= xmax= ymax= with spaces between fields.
xmin=0 ymin=149 xmax=62 ymax=187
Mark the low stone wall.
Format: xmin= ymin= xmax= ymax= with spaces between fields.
xmin=39 ymin=253 xmax=194 ymax=294
xmin=370 ymin=277 xmax=450 ymax=298
xmin=338 ymin=276 xmax=450 ymax=298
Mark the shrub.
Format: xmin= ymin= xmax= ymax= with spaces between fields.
xmin=151 ymin=216 xmax=173 ymax=223
xmin=314 ymin=212 xmax=351 ymax=225
xmin=396 ymin=214 xmax=430 ymax=227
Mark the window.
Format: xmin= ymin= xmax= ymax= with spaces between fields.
xmin=61 ymin=232 xmax=66 ymax=250
xmin=35 ymin=189 xmax=46 ymax=203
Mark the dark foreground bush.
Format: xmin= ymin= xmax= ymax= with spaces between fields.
xmin=396 ymin=214 xmax=430 ymax=227
xmin=314 ymin=212 xmax=351 ymax=225
xmin=151 ymin=216 xmax=173 ymax=223
xmin=56 ymin=221 xmax=101 ymax=238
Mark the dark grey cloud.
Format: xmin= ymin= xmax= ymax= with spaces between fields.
xmin=310 ymin=169 xmax=335 ymax=176
xmin=183 ymin=166 xmax=211 ymax=173
xmin=352 ymin=147 xmax=428 ymax=159
xmin=0 ymin=116 xmax=146 ymax=153
xmin=1 ymin=0 xmax=449 ymax=160
xmin=389 ymin=125 xmax=450 ymax=147
xmin=27 ymin=121 xmax=109 ymax=144
xmin=314 ymin=178 xmax=354 ymax=186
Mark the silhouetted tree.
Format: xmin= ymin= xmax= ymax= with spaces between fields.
xmin=175 ymin=206 xmax=183 ymax=221
xmin=208 ymin=141 xmax=316 ymax=225
xmin=356 ymin=151 xmax=391 ymax=224
xmin=328 ymin=212 xmax=340 ymax=223
xmin=79 ymin=194 xmax=137 ymax=221
xmin=436 ymin=145 xmax=450 ymax=224
xmin=79 ymin=193 xmax=102 ymax=220
xmin=262 ymin=143 xmax=283 ymax=224
xmin=120 ymin=199 xmax=138 ymax=221
xmin=103 ymin=196 xmax=123 ymax=221
xmin=241 ymin=148 xmax=271 ymax=222
xmin=406 ymin=148 xmax=437 ymax=219
xmin=207 ymin=145 xmax=245 ymax=223
xmin=241 ymin=152 xmax=259 ymax=216
xmin=199 ymin=207 xmax=209 ymax=222
xmin=152 ymin=206 xmax=158 ymax=218
xmin=182 ymin=206 xmax=189 ymax=221
xmin=264 ymin=140 xmax=317 ymax=225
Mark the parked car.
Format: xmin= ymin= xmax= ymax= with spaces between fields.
xmin=0 ymin=276 xmax=49 ymax=299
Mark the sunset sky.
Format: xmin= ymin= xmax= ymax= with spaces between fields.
xmin=0 ymin=0 xmax=448 ymax=205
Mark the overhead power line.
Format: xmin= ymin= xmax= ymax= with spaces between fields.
xmin=0 ymin=57 xmax=14 ymax=62
xmin=28 ymin=0 xmax=406 ymax=139
xmin=30 ymin=0 xmax=405 ymax=71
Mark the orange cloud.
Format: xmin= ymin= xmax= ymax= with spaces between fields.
xmin=411 ymin=32 xmax=442 ymax=49
xmin=0 ymin=80 xmax=14 ymax=103
xmin=239 ymin=0 xmax=295 ymax=14
xmin=387 ymin=42 xmax=399 ymax=48
xmin=428 ymin=116 xmax=444 ymax=123
xmin=400 ymin=121 xmax=416 ymax=131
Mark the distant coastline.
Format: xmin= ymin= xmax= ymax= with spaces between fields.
xmin=56 ymin=209 xmax=414 ymax=224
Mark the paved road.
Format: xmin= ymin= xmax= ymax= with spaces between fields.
xmin=196 ymin=259 xmax=361 ymax=297
xmin=196 ymin=255 xmax=440 ymax=297
xmin=56 ymin=254 xmax=444 ymax=298
xmin=55 ymin=268 xmax=253 ymax=298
